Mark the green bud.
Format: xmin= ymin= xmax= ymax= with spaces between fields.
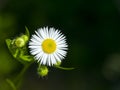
xmin=15 ymin=37 xmax=25 ymax=47
xmin=21 ymin=35 xmax=29 ymax=42
xmin=37 ymin=66 xmax=48 ymax=77
xmin=54 ymin=61 xmax=61 ymax=66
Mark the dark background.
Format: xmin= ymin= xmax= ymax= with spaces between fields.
xmin=1 ymin=0 xmax=120 ymax=90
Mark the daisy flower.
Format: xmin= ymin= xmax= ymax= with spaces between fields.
xmin=29 ymin=27 xmax=68 ymax=66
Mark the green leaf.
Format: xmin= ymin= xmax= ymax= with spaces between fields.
xmin=19 ymin=48 xmax=34 ymax=62
xmin=6 ymin=79 xmax=16 ymax=90
xmin=13 ymin=49 xmax=19 ymax=58
xmin=19 ymin=55 xmax=34 ymax=62
xmin=25 ymin=26 xmax=30 ymax=38
xmin=5 ymin=39 xmax=12 ymax=50
xmin=6 ymin=39 xmax=16 ymax=56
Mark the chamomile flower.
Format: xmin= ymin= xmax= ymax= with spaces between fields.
xmin=29 ymin=27 xmax=68 ymax=66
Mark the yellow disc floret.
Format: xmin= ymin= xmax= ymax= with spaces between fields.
xmin=42 ymin=39 xmax=56 ymax=54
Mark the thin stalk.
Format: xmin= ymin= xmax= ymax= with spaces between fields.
xmin=14 ymin=63 xmax=31 ymax=89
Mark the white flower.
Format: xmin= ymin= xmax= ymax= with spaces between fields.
xmin=29 ymin=27 xmax=68 ymax=66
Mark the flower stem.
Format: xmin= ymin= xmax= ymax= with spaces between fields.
xmin=14 ymin=63 xmax=31 ymax=89
xmin=6 ymin=62 xmax=33 ymax=90
xmin=55 ymin=66 xmax=74 ymax=70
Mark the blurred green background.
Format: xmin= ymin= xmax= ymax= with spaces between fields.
xmin=1 ymin=0 xmax=120 ymax=90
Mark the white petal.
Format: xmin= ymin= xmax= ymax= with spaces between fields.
xmin=29 ymin=27 xmax=68 ymax=66
xmin=53 ymin=53 xmax=61 ymax=62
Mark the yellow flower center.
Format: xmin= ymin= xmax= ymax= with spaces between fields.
xmin=42 ymin=39 xmax=56 ymax=54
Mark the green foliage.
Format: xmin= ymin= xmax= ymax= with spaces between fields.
xmin=4 ymin=27 xmax=34 ymax=90
xmin=5 ymin=28 xmax=34 ymax=65
xmin=25 ymin=26 xmax=30 ymax=38
xmin=6 ymin=79 xmax=16 ymax=90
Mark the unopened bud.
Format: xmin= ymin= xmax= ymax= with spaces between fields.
xmin=54 ymin=61 xmax=61 ymax=66
xmin=15 ymin=35 xmax=29 ymax=48
xmin=21 ymin=35 xmax=29 ymax=42
xmin=15 ymin=37 xmax=25 ymax=47
xmin=37 ymin=66 xmax=48 ymax=77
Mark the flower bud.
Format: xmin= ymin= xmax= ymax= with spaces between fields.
xmin=54 ymin=61 xmax=61 ymax=66
xmin=15 ymin=35 xmax=29 ymax=48
xmin=37 ymin=66 xmax=48 ymax=77
xmin=21 ymin=35 xmax=29 ymax=42
xmin=15 ymin=37 xmax=25 ymax=47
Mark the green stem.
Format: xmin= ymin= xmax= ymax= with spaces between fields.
xmin=6 ymin=62 xmax=33 ymax=90
xmin=14 ymin=63 xmax=31 ymax=89
xmin=55 ymin=66 xmax=74 ymax=70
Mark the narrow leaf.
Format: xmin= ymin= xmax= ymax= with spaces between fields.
xmin=6 ymin=39 xmax=16 ymax=55
xmin=5 ymin=39 xmax=12 ymax=49
xmin=20 ymin=55 xmax=34 ymax=62
xmin=13 ymin=49 xmax=19 ymax=58
xmin=6 ymin=79 xmax=16 ymax=90
xmin=25 ymin=26 xmax=30 ymax=38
